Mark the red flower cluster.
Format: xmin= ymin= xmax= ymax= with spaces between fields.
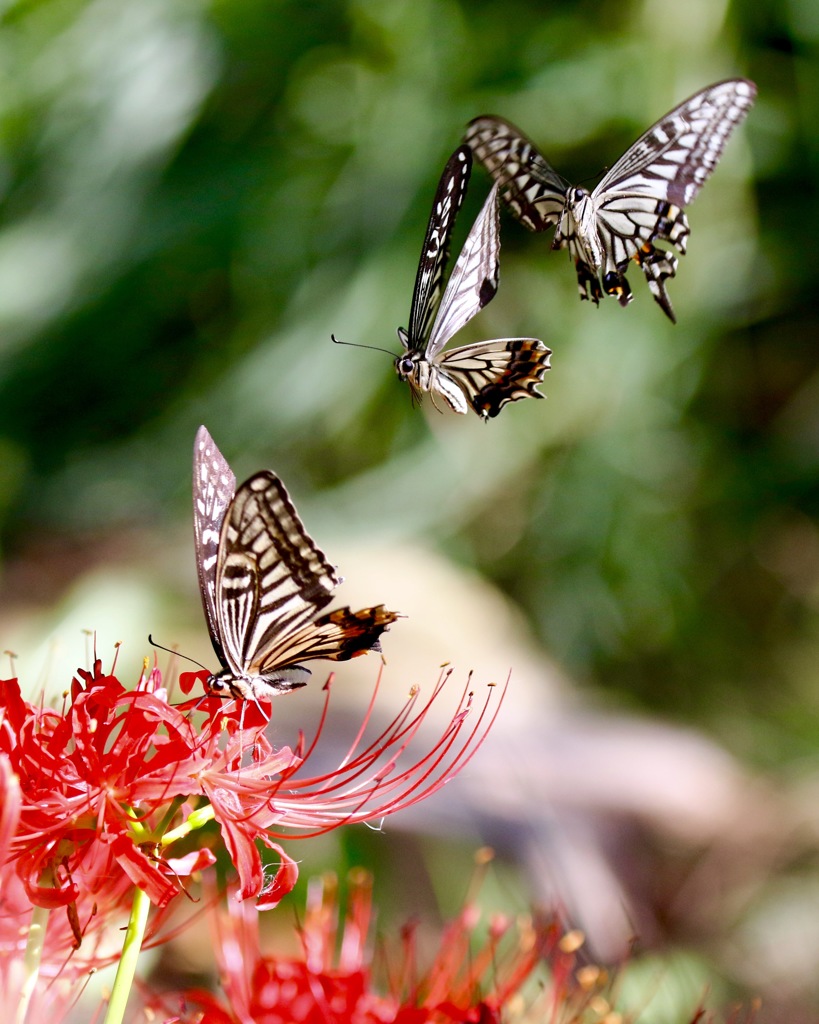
xmin=0 ymin=657 xmax=503 ymax=933
xmin=156 ymin=865 xmax=584 ymax=1024
xmin=1 ymin=660 xmax=217 ymax=923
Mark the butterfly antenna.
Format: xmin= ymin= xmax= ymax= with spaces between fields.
xmin=148 ymin=635 xmax=209 ymax=673
xmin=578 ymin=168 xmax=606 ymax=187
xmin=331 ymin=333 xmax=396 ymax=359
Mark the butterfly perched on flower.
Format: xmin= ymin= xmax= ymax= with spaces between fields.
xmin=393 ymin=144 xmax=550 ymax=419
xmin=464 ymin=79 xmax=756 ymax=322
xmin=193 ymin=425 xmax=399 ymax=703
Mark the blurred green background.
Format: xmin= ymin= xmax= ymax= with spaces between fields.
xmin=0 ymin=0 xmax=817 ymax=1018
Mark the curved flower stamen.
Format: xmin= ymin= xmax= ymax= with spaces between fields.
xmin=2 ymin=656 xmax=503 ymax=916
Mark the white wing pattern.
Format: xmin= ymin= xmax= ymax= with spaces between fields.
xmin=193 ymin=426 xmax=398 ymax=702
xmin=464 ymin=79 xmax=756 ymax=322
xmin=394 ymin=145 xmax=550 ymax=419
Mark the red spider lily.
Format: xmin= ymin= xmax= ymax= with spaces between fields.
xmin=0 ymin=753 xmax=122 ymax=1018
xmin=181 ymin=664 xmax=505 ymax=908
xmin=150 ymin=861 xmax=599 ymax=1024
xmin=172 ymin=872 xmax=393 ymax=1023
xmin=0 ymin=659 xmax=218 ymax=920
xmin=1 ymin=657 xmax=503 ymax=921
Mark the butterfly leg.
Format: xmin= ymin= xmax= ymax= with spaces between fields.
xmin=633 ymin=242 xmax=678 ymax=323
xmin=575 ymin=260 xmax=604 ymax=306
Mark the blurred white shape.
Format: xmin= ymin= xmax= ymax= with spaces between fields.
xmin=34 ymin=0 xmax=219 ymax=173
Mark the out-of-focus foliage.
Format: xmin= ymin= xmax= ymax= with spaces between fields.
xmin=0 ymin=0 xmax=816 ymax=760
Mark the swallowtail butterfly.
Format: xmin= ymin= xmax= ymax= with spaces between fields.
xmin=394 ymin=145 xmax=550 ymax=418
xmin=193 ymin=425 xmax=398 ymax=703
xmin=464 ymin=79 xmax=756 ymax=322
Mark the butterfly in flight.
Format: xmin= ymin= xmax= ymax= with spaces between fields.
xmin=464 ymin=78 xmax=756 ymax=322
xmin=393 ymin=144 xmax=550 ymax=419
xmin=193 ymin=425 xmax=399 ymax=704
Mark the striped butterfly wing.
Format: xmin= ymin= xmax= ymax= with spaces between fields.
xmin=194 ymin=424 xmax=237 ymax=670
xmin=194 ymin=427 xmax=397 ymax=700
xmin=464 ymin=115 xmax=567 ymax=232
xmin=215 ymin=471 xmax=340 ymax=679
xmin=218 ymin=471 xmax=395 ymax=677
xmin=438 ymin=338 xmax=552 ymax=420
xmin=425 ymin=181 xmax=502 ymax=361
xmin=590 ymin=78 xmax=757 ymax=319
xmin=405 ymin=145 xmax=473 ymax=352
xmin=465 ymin=79 xmax=756 ymax=321
xmin=254 ymin=602 xmax=399 ymax=672
xmin=594 ymin=78 xmax=757 ymax=208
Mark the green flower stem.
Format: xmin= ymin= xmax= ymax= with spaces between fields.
xmin=102 ymin=884 xmax=151 ymax=1024
xmin=154 ymin=795 xmax=186 ymax=838
xmin=98 ymin=800 xmax=216 ymax=1022
xmin=161 ymin=802 xmax=215 ymax=847
xmin=15 ymin=904 xmax=48 ymax=1024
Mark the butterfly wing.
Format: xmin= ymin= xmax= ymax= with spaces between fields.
xmin=425 ymin=183 xmax=503 ymax=361
xmin=193 ymin=425 xmax=237 ymax=670
xmin=254 ymin=604 xmax=398 ymax=672
xmin=594 ymin=78 xmax=757 ymax=208
xmin=589 ymin=79 xmax=756 ymax=311
xmin=437 ymin=338 xmax=551 ymax=419
xmin=216 ymin=471 xmax=396 ymax=677
xmin=404 ymin=145 xmax=473 ymax=353
xmin=464 ymin=115 xmax=567 ymax=232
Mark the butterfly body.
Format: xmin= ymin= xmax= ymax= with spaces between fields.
xmin=465 ymin=78 xmax=756 ymax=322
xmin=394 ymin=145 xmax=550 ymax=419
xmin=395 ymin=334 xmax=472 ymax=417
xmin=554 ymin=187 xmax=604 ymax=268
xmin=194 ymin=426 xmax=398 ymax=704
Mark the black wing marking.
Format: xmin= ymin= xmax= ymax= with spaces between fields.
xmin=405 ymin=145 xmax=473 ymax=352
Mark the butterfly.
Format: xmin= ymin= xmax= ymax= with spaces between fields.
xmin=464 ymin=78 xmax=756 ymax=322
xmin=393 ymin=144 xmax=550 ymax=419
xmin=193 ymin=425 xmax=399 ymax=703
